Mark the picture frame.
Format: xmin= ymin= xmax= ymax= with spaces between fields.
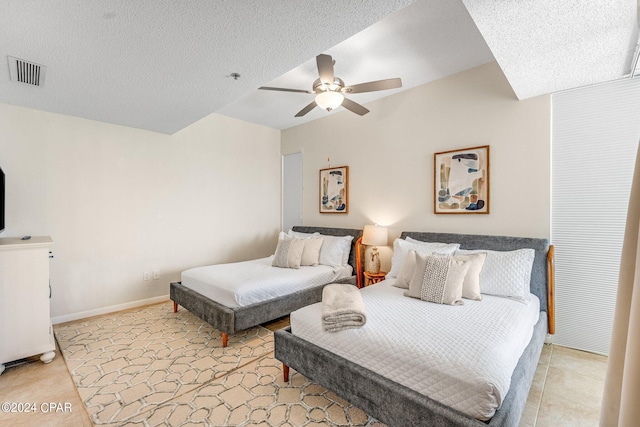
xmin=319 ymin=166 xmax=349 ymax=214
xmin=434 ymin=145 xmax=489 ymax=214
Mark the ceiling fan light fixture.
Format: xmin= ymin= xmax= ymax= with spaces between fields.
xmin=315 ymin=90 xmax=344 ymax=111
xmin=259 ymin=54 xmax=401 ymax=117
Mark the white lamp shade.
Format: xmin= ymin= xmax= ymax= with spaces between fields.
xmin=315 ymin=90 xmax=344 ymax=111
xmin=362 ymin=224 xmax=388 ymax=246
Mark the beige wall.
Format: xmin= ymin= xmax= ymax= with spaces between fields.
xmin=0 ymin=104 xmax=281 ymax=322
xmin=0 ymin=61 xmax=550 ymax=320
xmin=282 ymin=62 xmax=551 ymax=271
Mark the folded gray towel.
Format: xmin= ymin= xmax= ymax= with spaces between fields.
xmin=321 ymin=283 xmax=367 ymax=332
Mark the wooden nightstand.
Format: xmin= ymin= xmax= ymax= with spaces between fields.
xmin=363 ymin=271 xmax=386 ymax=287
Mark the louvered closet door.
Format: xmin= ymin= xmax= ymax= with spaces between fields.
xmin=552 ymin=78 xmax=640 ymax=354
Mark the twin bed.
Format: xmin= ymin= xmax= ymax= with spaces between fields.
xmin=170 ymin=226 xmax=362 ymax=347
xmin=275 ymin=231 xmax=555 ymax=427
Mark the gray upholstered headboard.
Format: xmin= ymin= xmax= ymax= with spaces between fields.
xmin=291 ymin=226 xmax=363 ymax=275
xmin=400 ymin=231 xmax=551 ymax=315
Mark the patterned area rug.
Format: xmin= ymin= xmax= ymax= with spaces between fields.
xmin=55 ymin=302 xmax=385 ymax=427
xmin=115 ymin=355 xmax=382 ymax=427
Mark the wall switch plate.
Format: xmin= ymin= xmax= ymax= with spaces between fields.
xmin=153 ymin=270 xmax=160 ymax=280
xmin=143 ymin=272 xmax=151 ymax=281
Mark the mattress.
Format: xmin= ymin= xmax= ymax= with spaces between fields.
xmin=181 ymin=256 xmax=352 ymax=308
xmin=290 ymin=279 xmax=540 ymax=420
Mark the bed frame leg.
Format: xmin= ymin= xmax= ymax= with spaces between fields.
xmin=283 ymin=364 xmax=290 ymax=383
xmin=173 ymin=301 xmax=178 ymax=313
xmin=222 ymin=332 xmax=228 ymax=348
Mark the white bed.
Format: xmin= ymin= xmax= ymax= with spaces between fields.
xmin=182 ymin=256 xmax=352 ymax=308
xmin=275 ymin=231 xmax=554 ymax=427
xmin=170 ymin=226 xmax=363 ymax=348
xmin=290 ymin=279 xmax=540 ymax=420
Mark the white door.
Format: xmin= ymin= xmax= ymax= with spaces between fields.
xmin=282 ymin=152 xmax=303 ymax=232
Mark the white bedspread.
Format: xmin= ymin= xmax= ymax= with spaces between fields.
xmin=181 ymin=256 xmax=352 ymax=308
xmin=290 ymin=279 xmax=540 ymax=420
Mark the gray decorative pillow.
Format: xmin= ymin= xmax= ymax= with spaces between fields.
xmin=272 ymin=235 xmax=305 ymax=269
xmin=404 ymin=253 xmax=469 ymax=305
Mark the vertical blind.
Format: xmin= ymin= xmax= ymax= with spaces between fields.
xmin=552 ymin=78 xmax=640 ymax=354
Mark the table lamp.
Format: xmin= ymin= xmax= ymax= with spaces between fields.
xmin=362 ymin=224 xmax=388 ymax=274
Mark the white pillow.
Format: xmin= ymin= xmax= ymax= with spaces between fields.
xmin=394 ymin=250 xmax=486 ymax=301
xmin=288 ymin=229 xmax=319 ymax=239
xmin=339 ymin=235 xmax=354 ymax=265
xmin=287 ymin=230 xmax=353 ymax=266
xmin=456 ymin=248 xmax=535 ymax=303
xmin=393 ymin=250 xmax=417 ymax=289
xmin=319 ymin=234 xmax=354 ymax=267
xmin=404 ymin=253 xmax=468 ymax=306
xmin=453 ymin=252 xmax=486 ymax=301
xmin=405 ymin=236 xmax=436 ymax=244
xmin=272 ymin=234 xmax=305 ymax=269
xmin=388 ymin=238 xmax=460 ymax=278
xmin=300 ymin=237 xmax=323 ymax=266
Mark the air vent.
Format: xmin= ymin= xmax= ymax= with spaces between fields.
xmin=7 ymin=56 xmax=46 ymax=86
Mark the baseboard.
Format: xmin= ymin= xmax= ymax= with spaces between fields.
xmin=51 ymin=295 xmax=170 ymax=325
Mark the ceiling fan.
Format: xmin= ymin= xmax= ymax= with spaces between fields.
xmin=259 ymin=54 xmax=402 ymax=117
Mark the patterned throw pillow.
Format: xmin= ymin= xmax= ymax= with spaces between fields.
xmin=272 ymin=234 xmax=305 ymax=269
xmin=404 ymin=253 xmax=469 ymax=305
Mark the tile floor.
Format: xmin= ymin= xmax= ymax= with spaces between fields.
xmin=0 ymin=342 xmax=92 ymax=427
xmin=0 ymin=315 xmax=607 ymax=427
xmin=520 ymin=344 xmax=607 ymax=427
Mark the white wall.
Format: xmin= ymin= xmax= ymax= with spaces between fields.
xmin=282 ymin=62 xmax=551 ymax=271
xmin=0 ymin=103 xmax=281 ymax=322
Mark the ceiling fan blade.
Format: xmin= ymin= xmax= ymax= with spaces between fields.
xmin=343 ymin=78 xmax=402 ymax=94
xmin=316 ymin=54 xmax=335 ymax=85
xmin=341 ymin=98 xmax=369 ymax=116
xmin=259 ymin=86 xmax=314 ymax=94
xmin=295 ymin=101 xmax=317 ymax=117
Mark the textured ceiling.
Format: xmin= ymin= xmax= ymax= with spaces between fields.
xmin=463 ymin=0 xmax=638 ymax=99
xmin=0 ymin=1 xmax=638 ymax=133
xmin=218 ymin=0 xmax=494 ymax=129
xmin=0 ymin=0 xmax=416 ymax=134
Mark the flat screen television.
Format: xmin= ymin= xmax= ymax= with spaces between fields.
xmin=0 ymin=165 xmax=4 ymax=232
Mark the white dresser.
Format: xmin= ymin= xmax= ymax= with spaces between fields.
xmin=0 ymin=236 xmax=55 ymax=375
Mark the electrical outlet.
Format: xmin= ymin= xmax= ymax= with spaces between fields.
xmin=153 ymin=270 xmax=160 ymax=280
xmin=143 ymin=272 xmax=151 ymax=281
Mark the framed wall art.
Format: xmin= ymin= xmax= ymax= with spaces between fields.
xmin=434 ymin=145 xmax=489 ymax=214
xmin=319 ymin=166 xmax=348 ymax=214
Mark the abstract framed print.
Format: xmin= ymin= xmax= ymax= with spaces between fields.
xmin=434 ymin=146 xmax=489 ymax=214
xmin=319 ymin=166 xmax=349 ymax=214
